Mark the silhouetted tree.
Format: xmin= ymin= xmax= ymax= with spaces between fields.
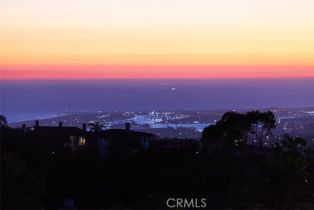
xmin=248 ymin=111 xmax=276 ymax=146
xmin=0 ymin=115 xmax=8 ymax=127
xmin=275 ymin=135 xmax=307 ymax=156
xmin=88 ymin=122 xmax=105 ymax=132
xmin=202 ymin=111 xmax=276 ymax=150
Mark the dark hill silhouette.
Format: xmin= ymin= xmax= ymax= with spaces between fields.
xmin=1 ymin=112 xmax=314 ymax=210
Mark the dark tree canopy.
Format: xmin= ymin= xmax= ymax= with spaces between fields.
xmin=88 ymin=122 xmax=105 ymax=132
xmin=274 ymin=134 xmax=307 ymax=156
xmin=0 ymin=115 xmax=8 ymax=127
xmin=202 ymin=111 xmax=276 ymax=148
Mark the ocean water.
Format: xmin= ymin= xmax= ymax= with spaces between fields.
xmin=1 ymin=79 xmax=314 ymax=122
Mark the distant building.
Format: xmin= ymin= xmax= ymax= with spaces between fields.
xmin=79 ymin=123 xmax=159 ymax=157
xmin=31 ymin=121 xmax=84 ymax=151
xmin=29 ymin=121 xmax=159 ymax=158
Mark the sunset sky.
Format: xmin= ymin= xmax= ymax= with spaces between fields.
xmin=1 ymin=0 xmax=314 ymax=79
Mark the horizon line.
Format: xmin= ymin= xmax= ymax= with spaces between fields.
xmin=2 ymin=64 xmax=314 ymax=80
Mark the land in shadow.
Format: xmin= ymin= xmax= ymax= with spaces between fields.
xmin=1 ymin=111 xmax=314 ymax=210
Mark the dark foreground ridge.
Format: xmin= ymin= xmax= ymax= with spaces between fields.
xmin=1 ymin=111 xmax=314 ymax=210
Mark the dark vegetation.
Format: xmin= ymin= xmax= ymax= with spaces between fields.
xmin=1 ymin=112 xmax=314 ymax=210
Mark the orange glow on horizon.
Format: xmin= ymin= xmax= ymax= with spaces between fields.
xmin=1 ymin=65 xmax=314 ymax=80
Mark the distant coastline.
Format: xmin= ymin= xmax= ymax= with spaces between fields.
xmin=7 ymin=108 xmax=314 ymax=141
xmin=7 ymin=113 xmax=68 ymax=123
